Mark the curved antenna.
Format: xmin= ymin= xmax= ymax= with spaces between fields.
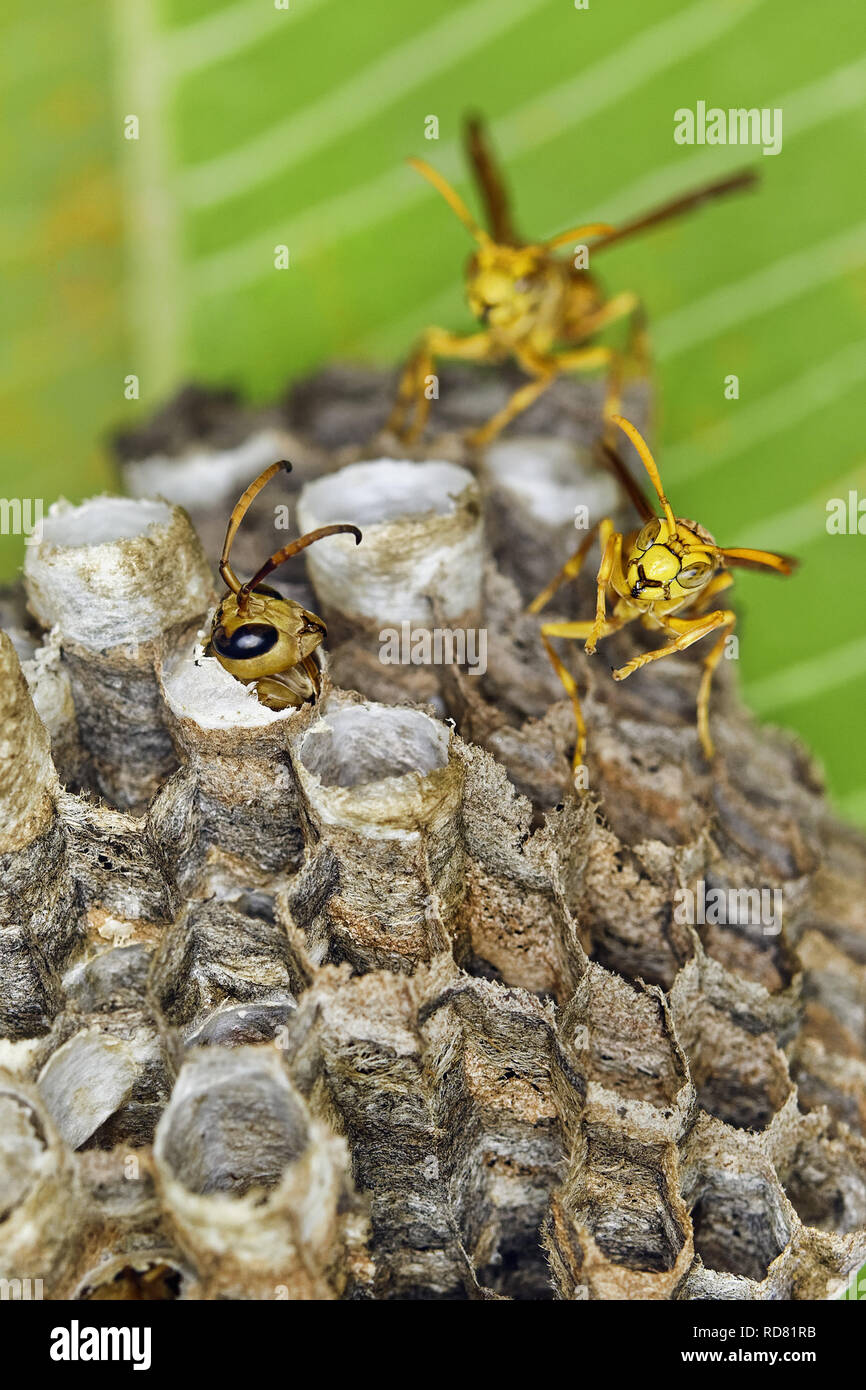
xmin=609 ymin=415 xmax=677 ymax=533
xmin=220 ymin=460 xmax=292 ymax=594
xmin=238 ymin=524 xmax=362 ymax=607
xmin=408 ymin=157 xmax=489 ymax=244
xmin=720 ymin=547 xmax=798 ymax=576
xmin=544 ymin=221 xmax=615 ymax=252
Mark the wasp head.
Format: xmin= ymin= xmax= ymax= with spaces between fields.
xmin=209 ymin=586 xmax=325 ymax=681
xmin=466 ymin=242 xmax=554 ymax=332
xmin=625 ymin=517 xmax=718 ymax=604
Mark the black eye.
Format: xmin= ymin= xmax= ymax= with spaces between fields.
xmin=212 ymin=623 xmax=279 ymax=661
xmin=252 ymin=584 xmax=281 ymax=598
xmin=637 ymin=518 xmax=661 ymax=550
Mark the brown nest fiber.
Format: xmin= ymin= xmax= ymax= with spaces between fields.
xmin=0 ymin=366 xmax=864 ymax=1301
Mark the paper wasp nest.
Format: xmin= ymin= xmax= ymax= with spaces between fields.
xmin=1 ymin=365 xmax=865 ymax=1301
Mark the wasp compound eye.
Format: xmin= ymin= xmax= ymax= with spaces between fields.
xmin=636 ymin=518 xmax=661 ymax=551
xmin=212 ymin=623 xmax=279 ymax=661
xmin=678 ymin=560 xmax=712 ymax=589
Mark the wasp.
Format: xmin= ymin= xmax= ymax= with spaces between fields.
xmin=387 ymin=116 xmax=756 ymax=448
xmin=529 ymin=415 xmax=797 ymax=767
xmin=209 ymin=461 xmax=361 ymax=709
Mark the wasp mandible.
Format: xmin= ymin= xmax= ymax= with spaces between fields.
xmin=209 ymin=462 xmax=361 ymax=709
xmin=529 ymin=416 xmax=797 ymax=767
xmin=387 ymin=116 xmax=756 ymax=448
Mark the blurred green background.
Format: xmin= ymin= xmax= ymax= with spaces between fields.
xmin=2 ymin=0 xmax=865 ymax=818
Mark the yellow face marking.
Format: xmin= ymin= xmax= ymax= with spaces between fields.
xmin=623 ymin=518 xmax=717 ymax=603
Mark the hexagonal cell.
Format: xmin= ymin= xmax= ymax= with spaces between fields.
xmin=297 ymin=701 xmax=450 ymax=790
xmin=577 ymin=969 xmax=685 ymax=1108
xmin=582 ymin=1133 xmax=687 ymax=1274
xmin=777 ymin=1132 xmax=866 ymax=1234
xmin=157 ymin=1054 xmax=309 ymax=1198
xmin=689 ymin=1174 xmax=791 ymax=1281
xmin=677 ymin=1004 xmax=793 ymax=1131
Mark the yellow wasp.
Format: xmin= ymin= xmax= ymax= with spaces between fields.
xmin=529 ymin=416 xmax=797 ymax=767
xmin=388 ymin=116 xmax=755 ymax=447
xmin=209 ymin=461 xmax=361 ymax=709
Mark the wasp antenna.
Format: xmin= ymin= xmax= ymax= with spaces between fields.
xmin=608 ymin=416 xmax=677 ymax=533
xmin=720 ymin=547 xmax=798 ymax=576
xmin=220 ymin=460 xmax=294 ymax=593
xmin=544 ymin=221 xmax=615 ymax=252
xmin=239 ymin=524 xmax=362 ymax=603
xmin=408 ymin=156 xmax=488 ymax=244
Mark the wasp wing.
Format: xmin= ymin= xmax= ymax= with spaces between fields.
xmin=590 ymin=169 xmax=758 ymax=255
xmin=464 ymin=113 xmax=518 ymax=244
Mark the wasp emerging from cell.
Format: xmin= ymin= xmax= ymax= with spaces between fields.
xmin=208 ymin=462 xmax=361 ymax=709
xmin=387 ymin=115 xmax=756 ymax=448
xmin=529 ymin=416 xmax=797 ymax=766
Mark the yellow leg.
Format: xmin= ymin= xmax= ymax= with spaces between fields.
xmin=539 ymin=630 xmax=588 ymax=771
xmin=686 ymin=570 xmax=733 ymax=616
xmin=540 ymin=618 xmax=624 ymax=770
xmin=612 ymin=608 xmax=734 ymax=681
xmin=387 ymin=328 xmax=493 ymax=441
xmin=696 ymin=616 xmax=736 ymax=760
xmin=570 ymin=290 xmax=650 ymax=448
xmin=585 ymin=291 xmax=651 ymax=377
xmin=611 ymin=607 xmax=736 ymax=759
xmin=585 ymin=526 xmax=620 ymax=653
xmin=550 ymin=343 xmax=613 ymax=374
xmin=468 ymin=343 xmax=613 ymax=449
xmin=466 ymin=367 xmax=556 ymax=448
xmin=527 ymin=519 xmax=606 ymax=616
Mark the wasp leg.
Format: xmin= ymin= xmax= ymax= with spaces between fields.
xmin=467 ymin=343 xmax=612 ymax=449
xmin=527 ymin=518 xmax=607 ymax=615
xmin=388 ymin=328 xmax=493 ymax=441
xmin=612 ymin=608 xmax=736 ymax=759
xmin=613 ymin=608 xmax=735 ymax=680
xmin=585 ymin=525 xmax=621 ymax=654
xmin=684 ymin=570 xmax=733 ymax=617
xmin=696 ymin=615 xmax=737 ymax=760
xmin=253 ymin=678 xmax=310 ymax=710
xmin=254 ymin=656 xmax=322 ymax=710
xmin=540 ymin=618 xmax=624 ymax=771
xmin=466 ymin=365 xmax=556 ymax=448
xmin=571 ymin=291 xmax=650 ymax=446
